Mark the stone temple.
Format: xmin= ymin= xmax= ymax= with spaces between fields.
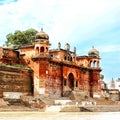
xmin=0 ymin=29 xmax=102 ymax=99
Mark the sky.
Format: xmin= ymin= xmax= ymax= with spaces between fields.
xmin=0 ymin=0 xmax=120 ymax=82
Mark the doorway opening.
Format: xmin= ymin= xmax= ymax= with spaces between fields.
xmin=68 ymin=73 xmax=74 ymax=90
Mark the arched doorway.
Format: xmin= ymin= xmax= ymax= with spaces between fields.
xmin=68 ymin=73 xmax=74 ymax=90
xmin=35 ymin=47 xmax=39 ymax=55
xmin=40 ymin=46 xmax=44 ymax=52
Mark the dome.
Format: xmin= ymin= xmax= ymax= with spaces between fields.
xmin=35 ymin=28 xmax=49 ymax=40
xmin=88 ymin=46 xmax=99 ymax=57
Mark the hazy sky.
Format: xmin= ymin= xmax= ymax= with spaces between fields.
xmin=0 ymin=0 xmax=120 ymax=82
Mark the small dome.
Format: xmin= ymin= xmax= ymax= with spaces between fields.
xmin=88 ymin=46 xmax=99 ymax=57
xmin=35 ymin=28 xmax=49 ymax=40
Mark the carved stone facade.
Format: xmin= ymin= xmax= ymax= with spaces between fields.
xmin=0 ymin=29 xmax=102 ymax=98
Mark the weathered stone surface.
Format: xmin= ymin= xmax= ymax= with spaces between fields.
xmin=0 ymin=30 xmax=102 ymax=99
xmin=0 ymin=66 xmax=33 ymax=94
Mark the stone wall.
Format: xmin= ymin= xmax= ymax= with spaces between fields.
xmin=45 ymin=63 xmax=62 ymax=97
xmin=0 ymin=65 xmax=33 ymax=98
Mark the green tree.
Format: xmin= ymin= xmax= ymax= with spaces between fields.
xmin=100 ymin=74 xmax=104 ymax=80
xmin=5 ymin=28 xmax=38 ymax=48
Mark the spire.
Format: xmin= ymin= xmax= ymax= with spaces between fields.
xmin=58 ymin=42 xmax=61 ymax=50
xmin=41 ymin=28 xmax=43 ymax=32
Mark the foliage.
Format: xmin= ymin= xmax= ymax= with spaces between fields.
xmin=0 ymin=62 xmax=5 ymax=66
xmin=11 ymin=64 xmax=31 ymax=69
xmin=0 ymin=62 xmax=30 ymax=70
xmin=82 ymin=67 xmax=89 ymax=73
xmin=100 ymin=74 xmax=104 ymax=80
xmin=5 ymin=28 xmax=38 ymax=48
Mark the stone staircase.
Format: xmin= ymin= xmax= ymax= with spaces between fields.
xmin=1 ymin=92 xmax=120 ymax=112
xmin=68 ymin=91 xmax=116 ymax=105
xmin=83 ymin=105 xmax=120 ymax=112
xmin=69 ymin=91 xmax=86 ymax=101
xmin=4 ymin=99 xmax=23 ymax=106
xmin=0 ymin=98 xmax=9 ymax=107
xmin=93 ymin=98 xmax=116 ymax=105
xmin=45 ymin=105 xmax=62 ymax=112
xmin=63 ymin=91 xmax=72 ymax=97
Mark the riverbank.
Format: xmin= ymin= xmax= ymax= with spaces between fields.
xmin=0 ymin=96 xmax=120 ymax=112
xmin=0 ymin=111 xmax=120 ymax=120
xmin=0 ymin=104 xmax=120 ymax=112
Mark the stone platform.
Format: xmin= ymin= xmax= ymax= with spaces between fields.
xmin=0 ymin=105 xmax=120 ymax=112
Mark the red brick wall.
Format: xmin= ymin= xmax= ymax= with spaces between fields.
xmin=45 ymin=63 xmax=62 ymax=97
xmin=0 ymin=66 xmax=33 ymax=94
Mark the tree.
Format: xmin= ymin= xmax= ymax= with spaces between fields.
xmin=5 ymin=28 xmax=38 ymax=48
xmin=100 ymin=74 xmax=104 ymax=80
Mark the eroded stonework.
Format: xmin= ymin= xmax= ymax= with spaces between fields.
xmin=0 ymin=29 xmax=102 ymax=98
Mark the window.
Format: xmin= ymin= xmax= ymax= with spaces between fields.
xmin=68 ymin=56 xmax=70 ymax=61
xmin=50 ymin=54 xmax=53 ymax=57
xmin=46 ymin=47 xmax=48 ymax=52
xmin=64 ymin=56 xmax=66 ymax=60
xmin=40 ymin=46 xmax=44 ymax=52
xmin=76 ymin=81 xmax=78 ymax=87
xmin=35 ymin=47 xmax=39 ymax=55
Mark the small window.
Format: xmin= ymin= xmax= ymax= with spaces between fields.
xmin=46 ymin=47 xmax=48 ymax=52
xmin=26 ymin=59 xmax=30 ymax=64
xmin=64 ymin=56 xmax=66 ymax=60
xmin=76 ymin=81 xmax=78 ymax=87
xmin=36 ymin=47 xmax=39 ymax=55
xmin=50 ymin=54 xmax=53 ymax=57
xmin=68 ymin=56 xmax=70 ymax=61
xmin=70 ymin=57 xmax=72 ymax=61
xmin=40 ymin=46 xmax=44 ymax=52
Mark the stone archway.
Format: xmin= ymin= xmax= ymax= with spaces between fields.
xmin=68 ymin=73 xmax=74 ymax=90
xmin=35 ymin=47 xmax=39 ymax=55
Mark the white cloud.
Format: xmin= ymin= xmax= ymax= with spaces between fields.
xmin=1 ymin=0 xmax=120 ymax=44
xmin=0 ymin=0 xmax=119 ymax=48
xmin=0 ymin=0 xmax=18 ymax=5
xmin=98 ymin=45 xmax=120 ymax=53
xmin=0 ymin=0 xmax=120 ymax=81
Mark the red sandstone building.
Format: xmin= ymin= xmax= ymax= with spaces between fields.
xmin=0 ymin=29 xmax=101 ymax=98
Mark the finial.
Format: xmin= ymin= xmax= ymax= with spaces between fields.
xmin=58 ymin=42 xmax=61 ymax=50
xmin=74 ymin=47 xmax=76 ymax=54
xmin=41 ymin=28 xmax=43 ymax=31
xmin=92 ymin=46 xmax=94 ymax=48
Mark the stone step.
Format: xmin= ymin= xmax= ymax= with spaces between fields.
xmin=0 ymin=98 xmax=9 ymax=106
xmin=84 ymin=106 xmax=120 ymax=112
xmin=4 ymin=98 xmax=23 ymax=106
xmin=45 ymin=105 xmax=62 ymax=112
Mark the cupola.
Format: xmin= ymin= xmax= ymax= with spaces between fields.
xmin=88 ymin=46 xmax=99 ymax=58
xmin=35 ymin=28 xmax=49 ymax=41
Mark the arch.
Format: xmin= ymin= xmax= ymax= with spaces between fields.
xmin=97 ymin=61 xmax=99 ymax=67
xmin=73 ymin=57 xmax=75 ymax=62
xmin=67 ymin=56 xmax=70 ymax=61
xmin=64 ymin=56 xmax=67 ymax=60
xmin=46 ymin=47 xmax=48 ymax=52
xmin=70 ymin=57 xmax=72 ymax=62
xmin=90 ymin=61 xmax=94 ymax=67
xmin=94 ymin=60 xmax=98 ymax=67
xmin=76 ymin=80 xmax=78 ymax=87
xmin=35 ymin=47 xmax=39 ymax=55
xmin=68 ymin=73 xmax=74 ymax=90
xmin=40 ymin=46 xmax=44 ymax=52
xmin=93 ymin=60 xmax=96 ymax=67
